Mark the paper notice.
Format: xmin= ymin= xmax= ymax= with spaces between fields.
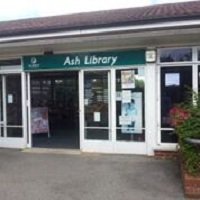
xmin=122 ymin=90 xmax=131 ymax=103
xmin=94 ymin=112 xmax=101 ymax=122
xmin=165 ymin=73 xmax=180 ymax=86
xmin=119 ymin=116 xmax=132 ymax=125
xmin=121 ymin=70 xmax=135 ymax=89
xmin=8 ymin=94 xmax=13 ymax=104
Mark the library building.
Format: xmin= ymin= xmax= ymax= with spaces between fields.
xmin=0 ymin=1 xmax=200 ymax=155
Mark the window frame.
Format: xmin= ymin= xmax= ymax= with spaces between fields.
xmin=115 ymin=67 xmax=146 ymax=142
xmin=158 ymin=47 xmax=193 ymax=64
xmin=157 ymin=46 xmax=199 ymax=146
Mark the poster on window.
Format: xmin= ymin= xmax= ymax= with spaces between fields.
xmin=121 ymin=90 xmax=132 ymax=103
xmin=165 ymin=73 xmax=180 ymax=86
xmin=31 ymin=107 xmax=50 ymax=137
xmin=119 ymin=92 xmax=143 ymax=134
xmin=121 ymin=70 xmax=135 ymax=89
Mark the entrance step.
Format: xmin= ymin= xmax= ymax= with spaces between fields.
xmin=22 ymin=148 xmax=81 ymax=155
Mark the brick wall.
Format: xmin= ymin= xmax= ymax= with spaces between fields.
xmin=182 ymin=165 xmax=200 ymax=198
xmin=154 ymin=150 xmax=178 ymax=160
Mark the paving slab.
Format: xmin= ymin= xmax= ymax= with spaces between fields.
xmin=0 ymin=148 xmax=185 ymax=200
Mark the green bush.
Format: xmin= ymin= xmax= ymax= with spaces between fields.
xmin=171 ymin=91 xmax=200 ymax=175
xmin=178 ymin=115 xmax=200 ymax=175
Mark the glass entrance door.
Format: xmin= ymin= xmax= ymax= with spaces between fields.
xmin=80 ymin=68 xmax=147 ymax=154
xmin=80 ymin=70 xmax=112 ymax=152
xmin=84 ymin=71 xmax=110 ymax=140
xmin=0 ymin=74 xmax=26 ymax=148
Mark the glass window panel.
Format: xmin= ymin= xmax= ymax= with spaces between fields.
xmin=7 ymin=128 xmax=22 ymax=138
xmin=0 ymin=76 xmax=2 ymax=121
xmin=199 ymin=66 xmax=200 ymax=91
xmin=6 ymin=75 xmax=22 ymax=126
xmin=117 ymin=129 xmax=145 ymax=141
xmin=0 ymin=76 xmax=3 ymax=137
xmin=0 ymin=59 xmax=21 ymax=66
xmin=161 ymin=130 xmax=177 ymax=143
xmin=116 ymin=68 xmax=145 ymax=142
xmin=160 ymin=66 xmax=192 ymax=143
xmin=198 ymin=51 xmax=200 ymax=61
xmin=84 ymin=71 xmax=109 ymax=140
xmin=0 ymin=127 xmax=3 ymax=137
xmin=160 ymin=48 xmax=192 ymax=63
xmin=85 ymin=128 xmax=108 ymax=140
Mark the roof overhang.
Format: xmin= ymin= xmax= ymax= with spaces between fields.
xmin=1 ymin=19 xmax=200 ymax=44
xmin=0 ymin=19 xmax=200 ymax=58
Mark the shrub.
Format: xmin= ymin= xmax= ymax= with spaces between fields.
xmin=170 ymin=91 xmax=200 ymax=175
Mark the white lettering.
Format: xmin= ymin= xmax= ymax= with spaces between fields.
xmin=64 ymin=56 xmax=80 ymax=66
xmin=111 ymin=56 xmax=117 ymax=66
xmin=74 ymin=56 xmax=80 ymax=65
xmin=64 ymin=56 xmax=71 ymax=65
xmin=84 ymin=55 xmax=118 ymax=66
xmin=92 ymin=56 xmax=98 ymax=64
xmin=101 ymin=57 xmax=108 ymax=64
xmin=84 ymin=56 xmax=90 ymax=65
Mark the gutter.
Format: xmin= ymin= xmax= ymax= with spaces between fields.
xmin=1 ymin=19 xmax=200 ymax=43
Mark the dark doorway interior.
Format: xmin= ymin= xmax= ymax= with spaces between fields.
xmin=31 ymin=71 xmax=79 ymax=149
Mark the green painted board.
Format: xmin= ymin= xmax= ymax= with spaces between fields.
xmin=23 ymin=49 xmax=145 ymax=71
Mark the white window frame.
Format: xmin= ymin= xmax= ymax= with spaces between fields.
xmin=80 ymin=65 xmax=147 ymax=154
xmin=83 ymin=68 xmax=112 ymax=140
xmin=0 ymin=64 xmax=28 ymax=148
xmin=157 ymin=46 xmax=199 ymax=147
xmin=79 ymin=68 xmax=113 ymax=153
xmin=114 ymin=67 xmax=146 ymax=139
xmin=26 ymin=64 xmax=147 ymax=155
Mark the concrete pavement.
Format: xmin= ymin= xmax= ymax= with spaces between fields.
xmin=0 ymin=149 xmax=184 ymax=200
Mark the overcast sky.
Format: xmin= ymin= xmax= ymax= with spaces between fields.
xmin=0 ymin=0 xmax=195 ymax=21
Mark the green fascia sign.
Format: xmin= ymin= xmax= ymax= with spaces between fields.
xmin=23 ymin=50 xmax=145 ymax=71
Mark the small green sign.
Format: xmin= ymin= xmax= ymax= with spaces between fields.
xmin=23 ymin=50 xmax=145 ymax=71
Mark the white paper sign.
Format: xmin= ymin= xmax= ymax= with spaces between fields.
xmin=122 ymin=90 xmax=131 ymax=103
xmin=94 ymin=112 xmax=101 ymax=122
xmin=165 ymin=73 xmax=180 ymax=86
xmin=121 ymin=70 xmax=135 ymax=89
xmin=8 ymin=94 xmax=13 ymax=104
xmin=119 ymin=116 xmax=132 ymax=125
